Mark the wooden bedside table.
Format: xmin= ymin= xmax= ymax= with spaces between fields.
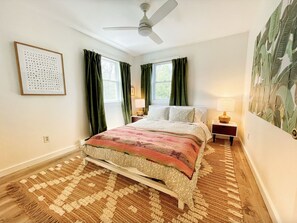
xmin=211 ymin=120 xmax=237 ymax=146
xmin=131 ymin=115 xmax=144 ymax=123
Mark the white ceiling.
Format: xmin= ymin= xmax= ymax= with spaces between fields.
xmin=25 ymin=0 xmax=261 ymax=56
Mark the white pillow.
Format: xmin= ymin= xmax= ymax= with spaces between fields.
xmin=194 ymin=108 xmax=203 ymax=123
xmin=169 ymin=107 xmax=195 ymax=123
xmin=147 ymin=106 xmax=169 ymax=120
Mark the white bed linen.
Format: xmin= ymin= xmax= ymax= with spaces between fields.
xmin=128 ymin=118 xmax=212 ymax=142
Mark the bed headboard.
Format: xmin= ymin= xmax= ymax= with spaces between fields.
xmin=148 ymin=105 xmax=208 ymax=124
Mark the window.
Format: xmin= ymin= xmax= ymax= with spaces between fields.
xmin=151 ymin=61 xmax=172 ymax=104
xmin=101 ymin=57 xmax=121 ymax=103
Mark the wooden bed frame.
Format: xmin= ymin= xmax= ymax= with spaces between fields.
xmin=83 ymin=156 xmax=185 ymax=210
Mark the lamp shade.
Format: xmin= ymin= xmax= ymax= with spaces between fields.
xmin=217 ymin=98 xmax=235 ymax=112
xmin=135 ymin=99 xmax=145 ymax=108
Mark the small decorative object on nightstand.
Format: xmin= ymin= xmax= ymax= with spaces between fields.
xmin=131 ymin=115 xmax=144 ymax=123
xmin=211 ymin=120 xmax=237 ymax=146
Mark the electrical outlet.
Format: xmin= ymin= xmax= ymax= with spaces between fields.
xmin=247 ymin=133 xmax=250 ymax=140
xmin=43 ymin=136 xmax=49 ymax=143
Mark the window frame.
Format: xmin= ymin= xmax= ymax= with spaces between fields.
xmin=101 ymin=57 xmax=122 ymax=103
xmin=151 ymin=61 xmax=172 ymax=105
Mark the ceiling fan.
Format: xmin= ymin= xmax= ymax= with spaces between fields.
xmin=102 ymin=0 xmax=178 ymax=44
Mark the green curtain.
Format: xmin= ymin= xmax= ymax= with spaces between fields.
xmin=169 ymin=57 xmax=188 ymax=106
xmin=141 ymin=63 xmax=152 ymax=114
xmin=120 ymin=62 xmax=132 ymax=124
xmin=84 ymin=49 xmax=107 ymax=136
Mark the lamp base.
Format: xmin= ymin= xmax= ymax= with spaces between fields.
xmin=136 ymin=109 xmax=144 ymax=116
xmin=219 ymin=111 xmax=231 ymax=123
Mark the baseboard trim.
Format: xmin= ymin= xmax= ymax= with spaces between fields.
xmin=238 ymin=138 xmax=281 ymax=223
xmin=0 ymin=145 xmax=79 ymax=178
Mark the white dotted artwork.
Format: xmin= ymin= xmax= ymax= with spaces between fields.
xmin=15 ymin=42 xmax=66 ymax=95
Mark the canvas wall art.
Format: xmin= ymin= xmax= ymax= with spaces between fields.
xmin=249 ymin=0 xmax=297 ymax=137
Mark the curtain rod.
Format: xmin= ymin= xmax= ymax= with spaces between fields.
xmin=90 ymin=48 xmax=130 ymax=64
xmin=142 ymin=56 xmax=181 ymax=65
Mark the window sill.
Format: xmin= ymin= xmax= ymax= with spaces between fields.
xmin=151 ymin=100 xmax=169 ymax=105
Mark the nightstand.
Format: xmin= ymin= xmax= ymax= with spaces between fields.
xmin=131 ymin=115 xmax=144 ymax=123
xmin=211 ymin=120 xmax=237 ymax=146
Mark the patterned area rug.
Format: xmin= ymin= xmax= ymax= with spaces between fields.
xmin=7 ymin=143 xmax=243 ymax=223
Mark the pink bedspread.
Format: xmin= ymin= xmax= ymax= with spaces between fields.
xmin=86 ymin=126 xmax=203 ymax=179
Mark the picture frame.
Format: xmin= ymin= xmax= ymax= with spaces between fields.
xmin=14 ymin=41 xmax=66 ymax=95
xmin=131 ymin=85 xmax=135 ymax=97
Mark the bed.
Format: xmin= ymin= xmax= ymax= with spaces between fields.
xmin=81 ymin=106 xmax=211 ymax=210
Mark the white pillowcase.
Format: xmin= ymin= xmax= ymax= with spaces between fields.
xmin=147 ymin=106 xmax=169 ymax=120
xmin=194 ymin=108 xmax=204 ymax=123
xmin=169 ymin=107 xmax=195 ymax=123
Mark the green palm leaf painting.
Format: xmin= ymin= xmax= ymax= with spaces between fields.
xmin=249 ymin=0 xmax=297 ymax=136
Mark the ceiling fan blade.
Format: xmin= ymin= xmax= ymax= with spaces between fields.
xmin=149 ymin=31 xmax=163 ymax=44
xmin=149 ymin=0 xmax=178 ymax=26
xmin=103 ymin=27 xmax=138 ymax=31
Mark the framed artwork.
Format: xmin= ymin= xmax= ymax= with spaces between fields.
xmin=14 ymin=41 xmax=66 ymax=95
xmin=131 ymin=85 xmax=135 ymax=96
xmin=248 ymin=0 xmax=297 ymax=138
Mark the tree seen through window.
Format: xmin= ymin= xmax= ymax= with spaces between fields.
xmin=152 ymin=62 xmax=172 ymax=102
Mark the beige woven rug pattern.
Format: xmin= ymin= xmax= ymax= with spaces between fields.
xmin=7 ymin=143 xmax=243 ymax=222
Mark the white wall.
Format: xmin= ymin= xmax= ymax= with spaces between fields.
xmin=242 ymin=0 xmax=297 ymax=222
xmin=132 ymin=33 xmax=248 ymax=137
xmin=0 ymin=1 xmax=132 ymax=174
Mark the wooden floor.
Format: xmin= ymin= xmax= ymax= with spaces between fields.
xmin=226 ymin=140 xmax=272 ymax=223
xmin=0 ymin=140 xmax=272 ymax=223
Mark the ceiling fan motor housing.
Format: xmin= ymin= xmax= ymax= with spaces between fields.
xmin=138 ymin=13 xmax=152 ymax=36
xmin=138 ymin=24 xmax=152 ymax=36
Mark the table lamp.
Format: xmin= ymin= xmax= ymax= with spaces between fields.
xmin=135 ymin=99 xmax=145 ymax=116
xmin=217 ymin=98 xmax=235 ymax=123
